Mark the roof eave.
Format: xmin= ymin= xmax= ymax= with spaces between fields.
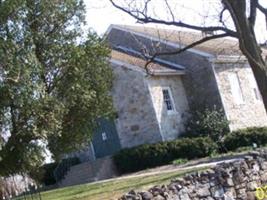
xmin=209 ymin=55 xmax=247 ymax=63
xmin=151 ymin=70 xmax=185 ymax=76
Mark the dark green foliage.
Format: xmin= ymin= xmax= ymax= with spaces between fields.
xmin=185 ymin=107 xmax=229 ymax=142
xmin=42 ymin=163 xmax=58 ymax=186
xmin=172 ymin=158 xmax=188 ymax=165
xmin=30 ymin=162 xmax=58 ymax=186
xmin=30 ymin=157 xmax=80 ymax=185
xmin=114 ymin=126 xmax=267 ymax=174
xmin=0 ymin=0 xmax=113 ymax=175
xmin=53 ymin=157 xmax=80 ymax=182
xmin=113 ymin=137 xmax=217 ymax=174
xmin=223 ymin=127 xmax=267 ymax=151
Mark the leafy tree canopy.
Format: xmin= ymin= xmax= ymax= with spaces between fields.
xmin=0 ymin=0 xmax=113 ymax=176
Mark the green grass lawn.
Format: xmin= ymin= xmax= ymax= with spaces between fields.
xmin=14 ymin=148 xmax=255 ymax=200
xmin=36 ymin=168 xmax=204 ymax=200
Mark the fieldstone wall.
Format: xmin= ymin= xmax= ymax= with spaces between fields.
xmin=214 ymin=61 xmax=267 ymax=130
xmin=107 ymin=27 xmax=225 ymax=112
xmin=111 ymin=62 xmax=162 ymax=148
xmin=119 ymin=151 xmax=267 ymax=200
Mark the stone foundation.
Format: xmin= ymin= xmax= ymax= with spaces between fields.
xmin=119 ymin=150 xmax=267 ymax=200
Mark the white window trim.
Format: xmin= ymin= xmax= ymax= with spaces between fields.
xmin=162 ymin=87 xmax=177 ymax=115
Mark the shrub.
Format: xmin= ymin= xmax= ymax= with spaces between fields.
xmin=41 ymin=162 xmax=58 ymax=185
xmin=113 ymin=137 xmax=217 ymax=174
xmin=53 ymin=157 xmax=80 ymax=182
xmin=30 ymin=157 xmax=80 ymax=185
xmin=30 ymin=162 xmax=58 ymax=186
xmin=185 ymin=107 xmax=229 ymax=142
xmin=172 ymin=158 xmax=188 ymax=165
xmin=222 ymin=127 xmax=267 ymax=151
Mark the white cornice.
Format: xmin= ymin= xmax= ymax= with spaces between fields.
xmin=209 ymin=55 xmax=247 ymax=64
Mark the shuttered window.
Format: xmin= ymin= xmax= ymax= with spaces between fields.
xmin=248 ymin=73 xmax=262 ymax=101
xmin=228 ymin=73 xmax=244 ymax=104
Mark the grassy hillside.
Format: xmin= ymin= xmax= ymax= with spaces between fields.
xmin=37 ymin=168 xmax=202 ymax=200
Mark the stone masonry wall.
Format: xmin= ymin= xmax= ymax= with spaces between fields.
xmin=214 ymin=61 xmax=267 ymax=130
xmin=147 ymin=76 xmax=189 ymax=141
xmin=119 ymin=151 xmax=267 ymax=200
xmin=177 ymin=55 xmax=224 ymax=113
xmin=111 ymin=62 xmax=162 ymax=148
xmin=107 ymin=28 xmax=225 ymax=112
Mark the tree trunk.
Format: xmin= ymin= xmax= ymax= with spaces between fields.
xmin=224 ymin=0 xmax=267 ymax=111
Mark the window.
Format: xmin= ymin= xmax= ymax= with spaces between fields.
xmin=102 ymin=132 xmax=107 ymax=141
xmin=228 ymin=72 xmax=244 ymax=104
xmin=248 ymin=73 xmax=261 ymax=101
xmin=162 ymin=88 xmax=176 ymax=114
xmin=253 ymin=88 xmax=261 ymax=100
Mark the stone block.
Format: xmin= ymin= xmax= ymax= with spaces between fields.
xmin=195 ymin=184 xmax=211 ymax=198
xmin=224 ymin=187 xmax=236 ymax=198
xmin=247 ymin=181 xmax=260 ymax=191
xmin=246 ymin=191 xmax=256 ymax=200
xmin=178 ymin=193 xmax=191 ymax=200
xmin=236 ymin=188 xmax=247 ymax=199
xmin=260 ymin=172 xmax=267 ymax=183
xmin=210 ymin=185 xmax=224 ymax=198
xmin=140 ymin=191 xmax=153 ymax=200
xmin=152 ymin=195 xmax=165 ymax=200
xmin=259 ymin=161 xmax=267 ymax=170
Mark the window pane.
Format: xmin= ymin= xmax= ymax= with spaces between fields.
xmin=102 ymin=132 xmax=107 ymax=141
xmin=228 ymin=73 xmax=244 ymax=104
xmin=162 ymin=89 xmax=173 ymax=111
xmin=253 ymin=88 xmax=261 ymax=100
xmin=248 ymin=73 xmax=262 ymax=101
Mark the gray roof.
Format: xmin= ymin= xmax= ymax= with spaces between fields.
xmin=110 ymin=24 xmax=267 ymax=57
xmin=110 ymin=50 xmax=184 ymax=75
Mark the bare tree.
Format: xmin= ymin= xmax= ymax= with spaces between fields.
xmin=110 ymin=0 xmax=267 ymax=111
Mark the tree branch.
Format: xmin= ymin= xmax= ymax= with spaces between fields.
xmin=249 ymin=0 xmax=257 ymax=28
xmin=257 ymin=1 xmax=267 ymax=15
xmin=110 ymin=0 xmax=238 ymax=38
xmin=144 ymin=33 xmax=230 ymax=74
xmin=256 ymin=1 xmax=267 ymax=30
xmin=10 ymin=101 xmax=18 ymax=135
xmin=223 ymin=0 xmax=264 ymax=70
xmin=164 ymin=0 xmax=175 ymax=22
xmin=219 ymin=6 xmax=227 ymax=27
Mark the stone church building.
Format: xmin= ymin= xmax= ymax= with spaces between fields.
xmin=59 ymin=25 xmax=267 ymax=186
xmin=88 ymin=25 xmax=267 ymax=159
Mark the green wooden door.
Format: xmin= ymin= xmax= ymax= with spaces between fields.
xmin=92 ymin=118 xmax=121 ymax=158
